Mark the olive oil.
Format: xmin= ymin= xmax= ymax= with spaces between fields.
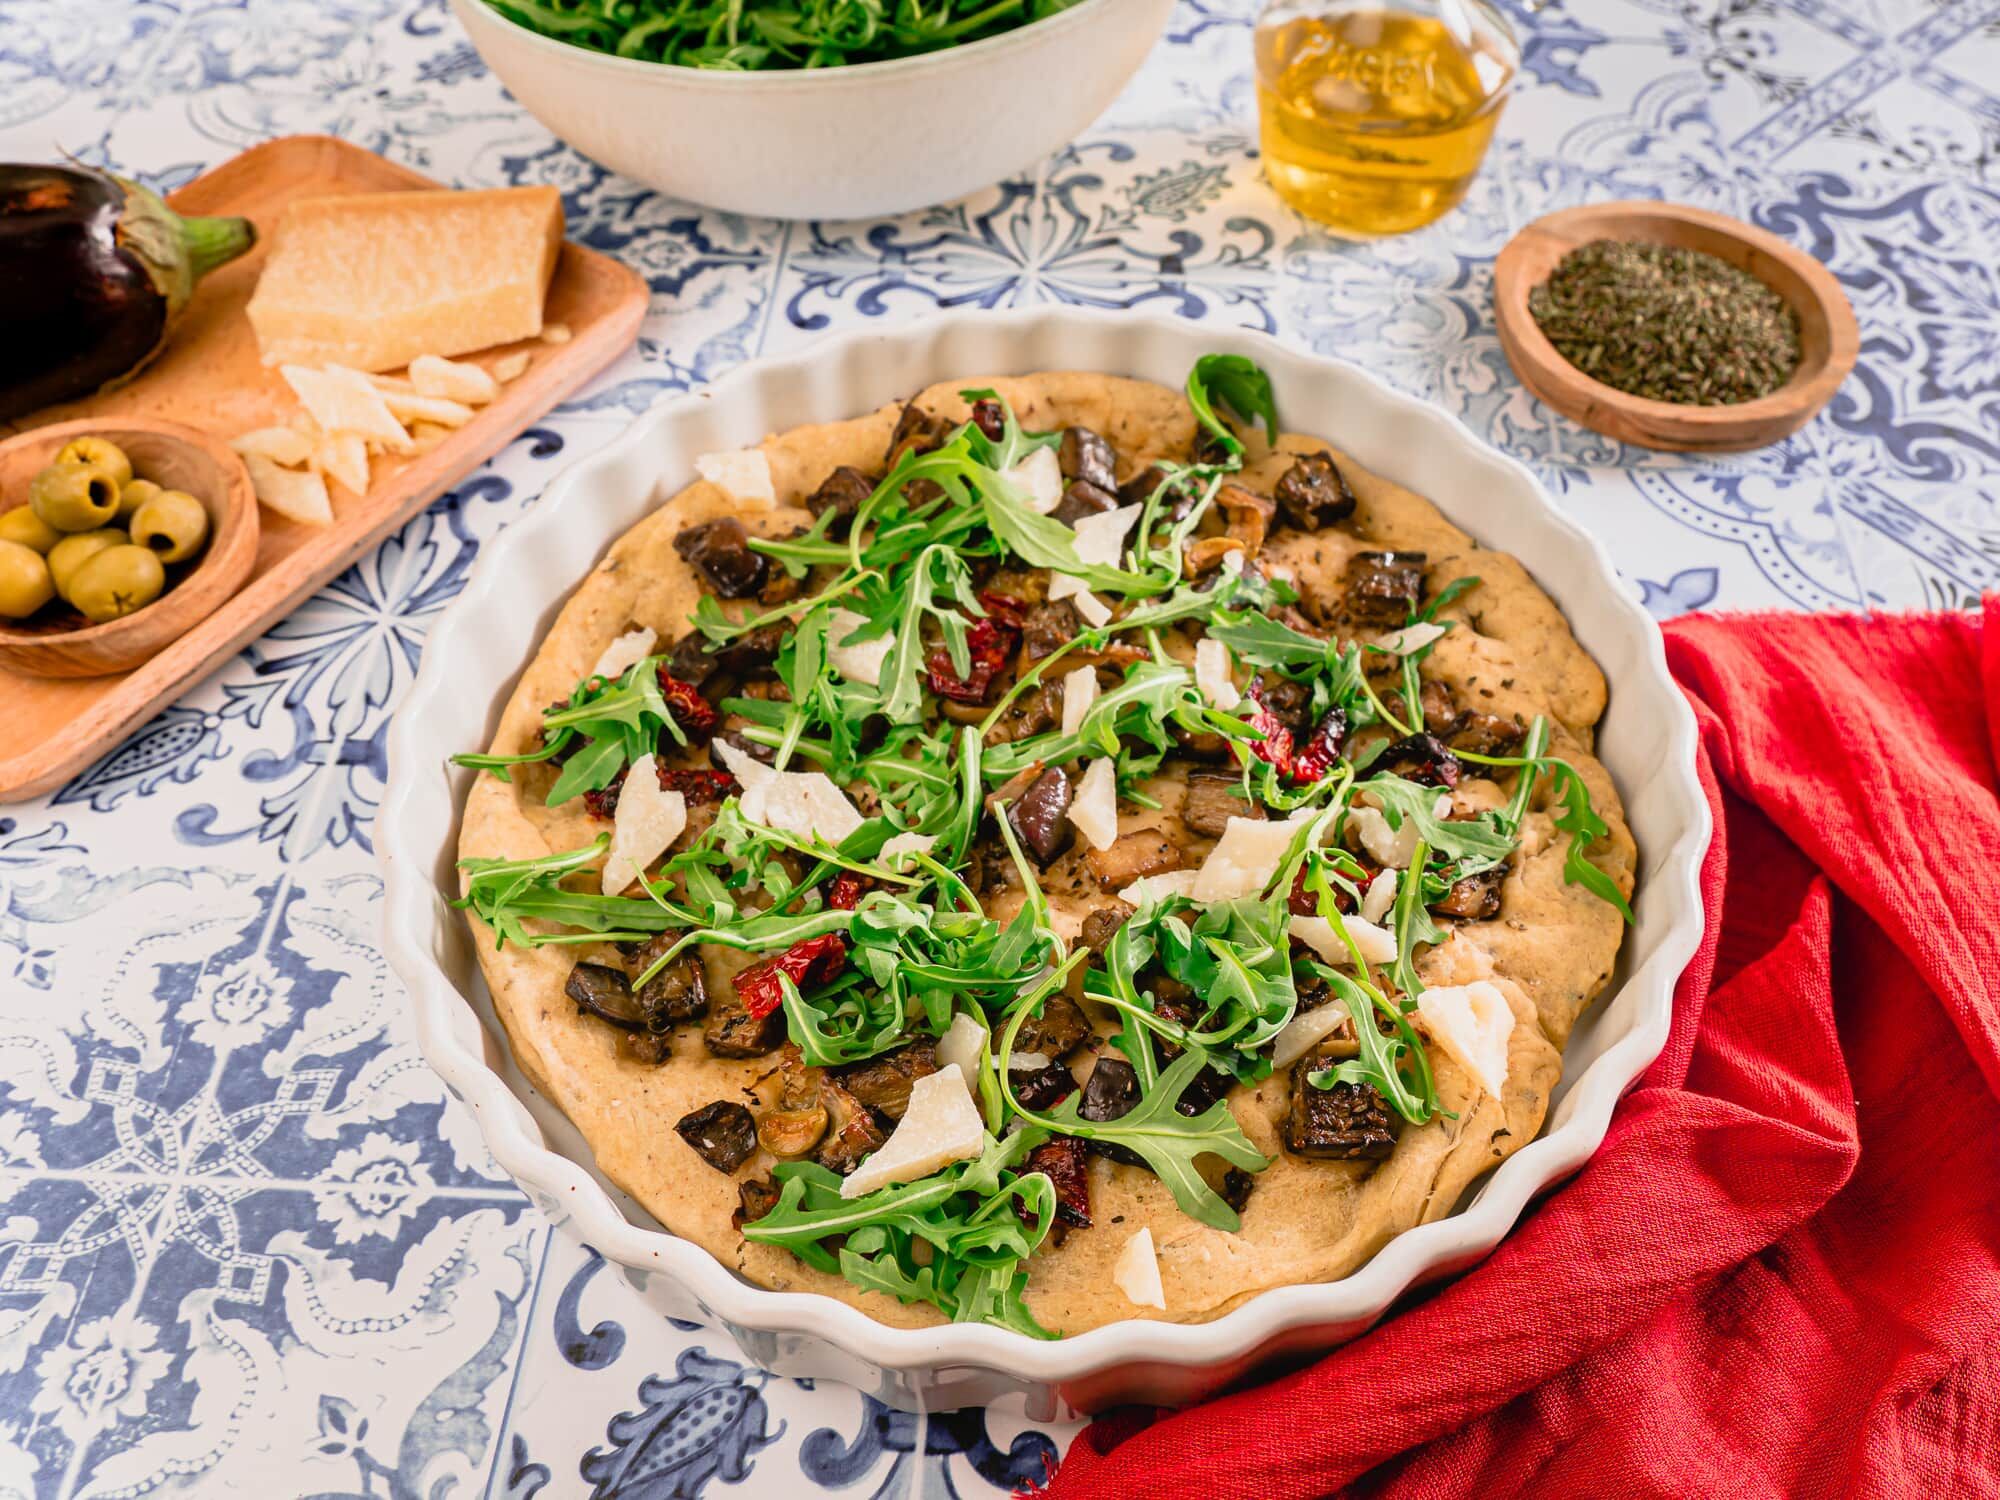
xmin=1255 ymin=2 xmax=1517 ymax=236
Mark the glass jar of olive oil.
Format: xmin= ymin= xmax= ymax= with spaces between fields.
xmin=1255 ymin=0 xmax=1519 ymax=235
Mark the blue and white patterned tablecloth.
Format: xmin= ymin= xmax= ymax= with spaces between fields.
xmin=0 ymin=1 xmax=1994 ymax=1495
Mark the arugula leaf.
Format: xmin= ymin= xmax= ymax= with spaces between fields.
xmin=451 ymin=655 xmax=685 ymax=805
xmin=1186 ymin=354 xmax=1278 ymax=456
xmin=1412 ymin=574 xmax=1480 ymax=625
xmin=1354 ymin=775 xmax=1515 ymax=866
xmin=1388 ymin=841 xmax=1447 ymax=1002
xmin=1312 ymin=966 xmax=1441 ymax=1125
xmin=455 ymin=837 xmax=687 ymax=949
xmin=1547 ymin=760 xmax=1635 ymax=921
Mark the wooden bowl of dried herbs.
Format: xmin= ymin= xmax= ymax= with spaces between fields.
xmin=1493 ymin=200 xmax=1859 ymax=452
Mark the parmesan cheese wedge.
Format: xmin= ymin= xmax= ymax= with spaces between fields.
xmin=1271 ymin=996 xmax=1355 ymax=1068
xmin=1289 ymin=913 xmax=1397 ymax=967
xmin=1060 ymin=665 xmax=1098 ymax=737
xmin=243 ymin=454 xmax=333 ymax=527
xmin=1049 ymin=504 xmax=1141 ymax=604
xmin=590 ymin=626 xmax=658 ymax=681
xmin=378 ymin=389 xmax=477 ymax=430
xmin=1192 ymin=808 xmax=1321 ymax=902
xmin=1002 ymin=446 xmax=1063 ymax=515
xmin=1069 ymin=758 xmax=1120 ymax=852
xmin=492 ymin=351 xmax=532 ymax=383
xmin=879 ymin=831 xmax=938 ymax=869
xmin=247 ymin=187 xmax=563 ymax=371
xmin=714 ymin=740 xmax=865 ymax=845
xmin=1112 ymin=1227 xmax=1167 ymax=1309
xmin=602 ymin=755 xmax=688 ymax=896
xmin=1195 ymin=637 xmax=1241 ymax=711
xmin=1361 ymin=869 xmax=1399 ymax=924
xmin=231 ymin=426 xmax=314 ymax=468
xmin=1374 ymin=621 xmax=1447 ymax=656
xmin=1415 ymin=980 xmax=1514 ymax=1099
xmin=311 ymin=430 xmax=371 ymax=496
xmin=695 ymin=448 xmax=776 ymax=508
xmin=410 ymin=354 xmax=501 ymax=406
xmin=826 ymin=607 xmax=894 ymax=688
xmin=1118 ymin=869 xmax=1200 ymax=905
xmin=1348 ymin=804 xmax=1418 ymax=869
xmin=935 ymin=1013 xmax=991 ymax=1102
xmin=839 ymin=1065 xmax=986 ymax=1198
xmin=1071 ymin=590 xmax=1112 ymax=629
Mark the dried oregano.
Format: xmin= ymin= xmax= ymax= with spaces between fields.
xmin=1528 ymin=238 xmax=1802 ymax=406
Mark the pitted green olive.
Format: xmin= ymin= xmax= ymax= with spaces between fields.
xmin=0 ymin=540 xmax=54 ymax=620
xmin=67 ymin=544 xmax=164 ymax=623
xmin=47 ymin=528 xmax=127 ymax=599
xmin=54 ymin=436 xmax=133 ymax=490
xmin=0 ymin=507 xmax=62 ymax=554
xmin=130 ymin=489 xmax=210 ymax=564
xmin=116 ymin=477 xmax=165 ymax=523
xmin=30 ymin=461 xmax=121 ymax=533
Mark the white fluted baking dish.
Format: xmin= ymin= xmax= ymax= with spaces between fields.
xmin=379 ymin=309 xmax=1709 ymax=1419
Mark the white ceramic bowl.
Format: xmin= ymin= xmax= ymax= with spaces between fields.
xmin=379 ymin=309 xmax=1710 ymax=1419
xmin=449 ymin=0 xmax=1176 ymax=219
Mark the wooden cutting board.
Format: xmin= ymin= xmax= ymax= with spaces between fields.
xmin=0 ymin=134 xmax=646 ymax=802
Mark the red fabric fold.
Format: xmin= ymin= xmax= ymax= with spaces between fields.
xmin=1046 ymin=601 xmax=2000 ymax=1500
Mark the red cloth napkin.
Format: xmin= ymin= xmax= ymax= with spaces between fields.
xmin=1047 ymin=601 xmax=2000 ymax=1500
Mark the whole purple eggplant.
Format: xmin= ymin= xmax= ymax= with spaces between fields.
xmin=0 ymin=164 xmax=255 ymax=422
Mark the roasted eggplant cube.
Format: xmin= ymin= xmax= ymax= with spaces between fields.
xmin=1022 ymin=599 xmax=1081 ymax=662
xmin=1285 ymin=1064 xmax=1397 ymax=1159
xmin=834 ymin=1038 xmax=939 ymax=1122
xmin=675 ymin=1100 xmax=757 ymax=1174
xmin=1007 ymin=767 xmax=1075 ymax=866
xmin=1059 ymin=426 xmax=1118 ymax=492
xmin=1078 ymin=1056 xmax=1145 ymax=1165
xmin=1080 ymin=901 xmax=1135 ymax=955
xmin=1016 ymin=990 xmax=1093 ymax=1059
xmin=886 ymin=401 xmax=950 ymax=467
xmin=1010 ymin=1060 xmax=1081 ymax=1111
xmin=1181 ymin=770 xmax=1255 ymax=838
xmin=1273 ymin=451 xmax=1356 ymax=531
xmin=1028 ymin=1135 xmax=1093 ymax=1228
xmin=734 ymin=1175 xmax=781 ymax=1228
xmin=1052 ymin=479 xmax=1119 ymax=525
xmin=565 ymin=962 xmax=645 ymax=1030
xmin=1376 ymin=731 xmax=1462 ymax=788
xmin=1433 ymin=864 xmax=1505 ymax=920
xmin=703 ymin=997 xmax=785 ymax=1058
xmin=674 ymin=517 xmax=769 ymax=599
xmin=814 ymin=1100 xmax=888 ymax=1175
xmin=628 ymin=942 xmax=710 ymax=1026
xmin=1450 ymin=710 xmax=1527 ymax=760
xmin=1085 ymin=830 xmax=1184 ymax=892
xmin=1345 ymin=550 xmax=1427 ymax=626
xmin=807 ymin=464 xmax=876 ymax=530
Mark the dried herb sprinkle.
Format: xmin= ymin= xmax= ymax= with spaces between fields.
xmin=1528 ymin=238 xmax=1801 ymax=406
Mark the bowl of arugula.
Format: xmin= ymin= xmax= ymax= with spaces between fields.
xmin=380 ymin=308 xmax=1709 ymax=1415
xmin=449 ymin=0 xmax=1176 ymax=219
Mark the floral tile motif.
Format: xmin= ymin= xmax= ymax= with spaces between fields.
xmin=1 ymin=0 xmax=1997 ymax=1494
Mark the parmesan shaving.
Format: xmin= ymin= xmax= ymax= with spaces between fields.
xmin=694 ymin=448 xmax=776 ymax=507
xmin=1070 ymin=590 xmax=1113 ymax=628
xmin=1415 ymin=980 xmax=1515 ymax=1099
xmin=839 ymin=1065 xmax=986 ymax=1197
xmin=410 ymin=354 xmax=502 ymax=406
xmin=602 ymin=755 xmax=687 ymax=895
xmin=1117 ymin=869 xmax=1200 ymax=905
xmin=1069 ymin=758 xmax=1120 ymax=852
xmin=826 ymin=607 xmax=894 ymax=688
xmin=1289 ymin=913 xmax=1397 ymax=967
xmin=936 ymin=1013 xmax=990 ymax=1102
xmin=311 ymin=430 xmax=371 ymax=496
xmin=1194 ymin=637 xmax=1241 ymax=711
xmin=1002 ymin=446 xmax=1063 ymax=515
xmin=590 ymin=626 xmax=658 ymax=681
xmin=492 ymin=351 xmax=532 ymax=382
xmin=1192 ymin=808 xmax=1321 ymax=902
xmin=1112 ymin=1227 xmax=1167 ymax=1310
xmin=1374 ymin=621 xmax=1448 ymax=656
xmin=713 ymin=740 xmax=865 ymax=845
xmin=243 ymin=454 xmax=333 ymax=527
xmin=879 ymin=831 xmax=938 ymax=869
xmin=1271 ymin=997 xmax=1355 ymax=1068
xmin=231 ymin=427 xmax=313 ymax=468
xmin=281 ymin=364 xmax=410 ymax=451
xmin=1361 ymin=869 xmax=1399 ymax=924
xmin=1060 ymin=665 xmax=1098 ymax=737
xmin=378 ymin=389 xmax=477 ymax=429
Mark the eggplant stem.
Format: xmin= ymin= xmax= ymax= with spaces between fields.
xmin=181 ymin=214 xmax=256 ymax=279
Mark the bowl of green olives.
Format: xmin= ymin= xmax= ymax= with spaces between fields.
xmin=0 ymin=418 xmax=257 ymax=678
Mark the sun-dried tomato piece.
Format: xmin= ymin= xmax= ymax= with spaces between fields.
xmin=657 ymin=766 xmax=737 ymax=806
xmin=1237 ymin=680 xmax=1296 ymax=776
xmin=927 ymin=616 xmax=1020 ymax=704
xmin=657 ymin=670 xmax=720 ymax=740
xmin=1376 ymin=731 xmax=1462 ymax=788
xmin=827 ymin=872 xmax=869 ymax=911
xmin=970 ymin=398 xmax=1007 ymax=441
xmin=733 ymin=933 xmax=849 ymax=1021
xmin=583 ymin=769 xmax=628 ymax=820
xmin=976 ymin=590 xmax=1027 ymax=629
xmin=1026 ymin=1136 xmax=1092 ymax=1229
xmin=1289 ymin=705 xmax=1351 ymax=784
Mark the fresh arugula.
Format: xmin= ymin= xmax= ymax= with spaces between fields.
xmin=451 ymin=656 xmax=686 ymax=806
xmin=1186 ymin=353 xmax=1279 ymax=458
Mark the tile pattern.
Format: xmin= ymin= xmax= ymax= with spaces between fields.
xmin=0 ymin=0 xmax=1995 ymax=1494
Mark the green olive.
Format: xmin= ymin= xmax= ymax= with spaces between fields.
xmin=47 ymin=528 xmax=128 ymax=600
xmin=68 ymin=544 xmax=164 ymax=623
xmin=116 ymin=477 xmax=165 ymax=523
xmin=130 ymin=489 xmax=210 ymax=564
xmin=0 ymin=540 xmax=54 ymax=620
xmin=30 ymin=461 xmax=121 ymax=533
xmin=0 ymin=506 xmax=62 ymax=554
xmin=54 ymin=436 xmax=133 ymax=490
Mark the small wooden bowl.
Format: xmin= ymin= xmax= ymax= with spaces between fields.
xmin=0 ymin=418 xmax=258 ymax=679
xmin=1493 ymin=201 xmax=1859 ymax=452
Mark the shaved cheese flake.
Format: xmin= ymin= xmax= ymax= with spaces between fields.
xmin=1067 ymin=502 xmax=1142 ymax=570
xmin=1194 ymin=637 xmax=1241 ymax=711
xmin=1271 ymin=995 xmax=1356 ymax=1068
xmin=1069 ymin=758 xmax=1120 ymax=852
xmin=1361 ymin=869 xmax=1399 ymax=924
xmin=281 ymin=364 xmax=410 ymax=451
xmin=590 ymin=626 xmax=657 ymax=681
xmin=602 ymin=756 xmax=687 ymax=895
xmin=1375 ymin=621 xmax=1448 ymax=656
xmin=407 ymin=422 xmax=452 ymax=454
xmin=311 ymin=430 xmax=371 ymax=495
xmin=410 ymin=354 xmax=501 ymax=406
xmin=492 ymin=351 xmax=532 ymax=382
xmin=694 ymin=447 xmax=776 ymax=507
xmin=1118 ymin=869 xmax=1200 ymax=905
xmin=379 ymin=388 xmax=477 ymax=429
xmin=1348 ymin=803 xmax=1419 ymax=869
xmin=1070 ymin=590 xmax=1113 ymax=628
xmin=839 ymin=1065 xmax=986 ymax=1198
xmin=244 ymin=453 xmax=333 ymax=526
xmin=936 ymin=1013 xmax=990 ymax=1101
xmin=1008 ymin=1052 xmax=1052 ymax=1072
xmin=1002 ymin=446 xmax=1063 ymax=515
xmin=1415 ymin=980 xmax=1514 ymax=1099
xmin=231 ymin=426 xmax=313 ymax=467
xmin=1193 ymin=808 xmax=1322 ymax=902
xmin=541 ymin=322 xmax=573 ymax=346
xmin=826 ymin=607 xmax=894 ymax=688
xmin=714 ymin=739 xmax=864 ymax=845
xmin=1112 ymin=1226 xmax=1167 ymax=1310
xmin=1289 ymin=913 xmax=1397 ymax=967
xmin=879 ymin=831 xmax=938 ymax=869
xmin=1060 ymin=665 xmax=1098 ymax=737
